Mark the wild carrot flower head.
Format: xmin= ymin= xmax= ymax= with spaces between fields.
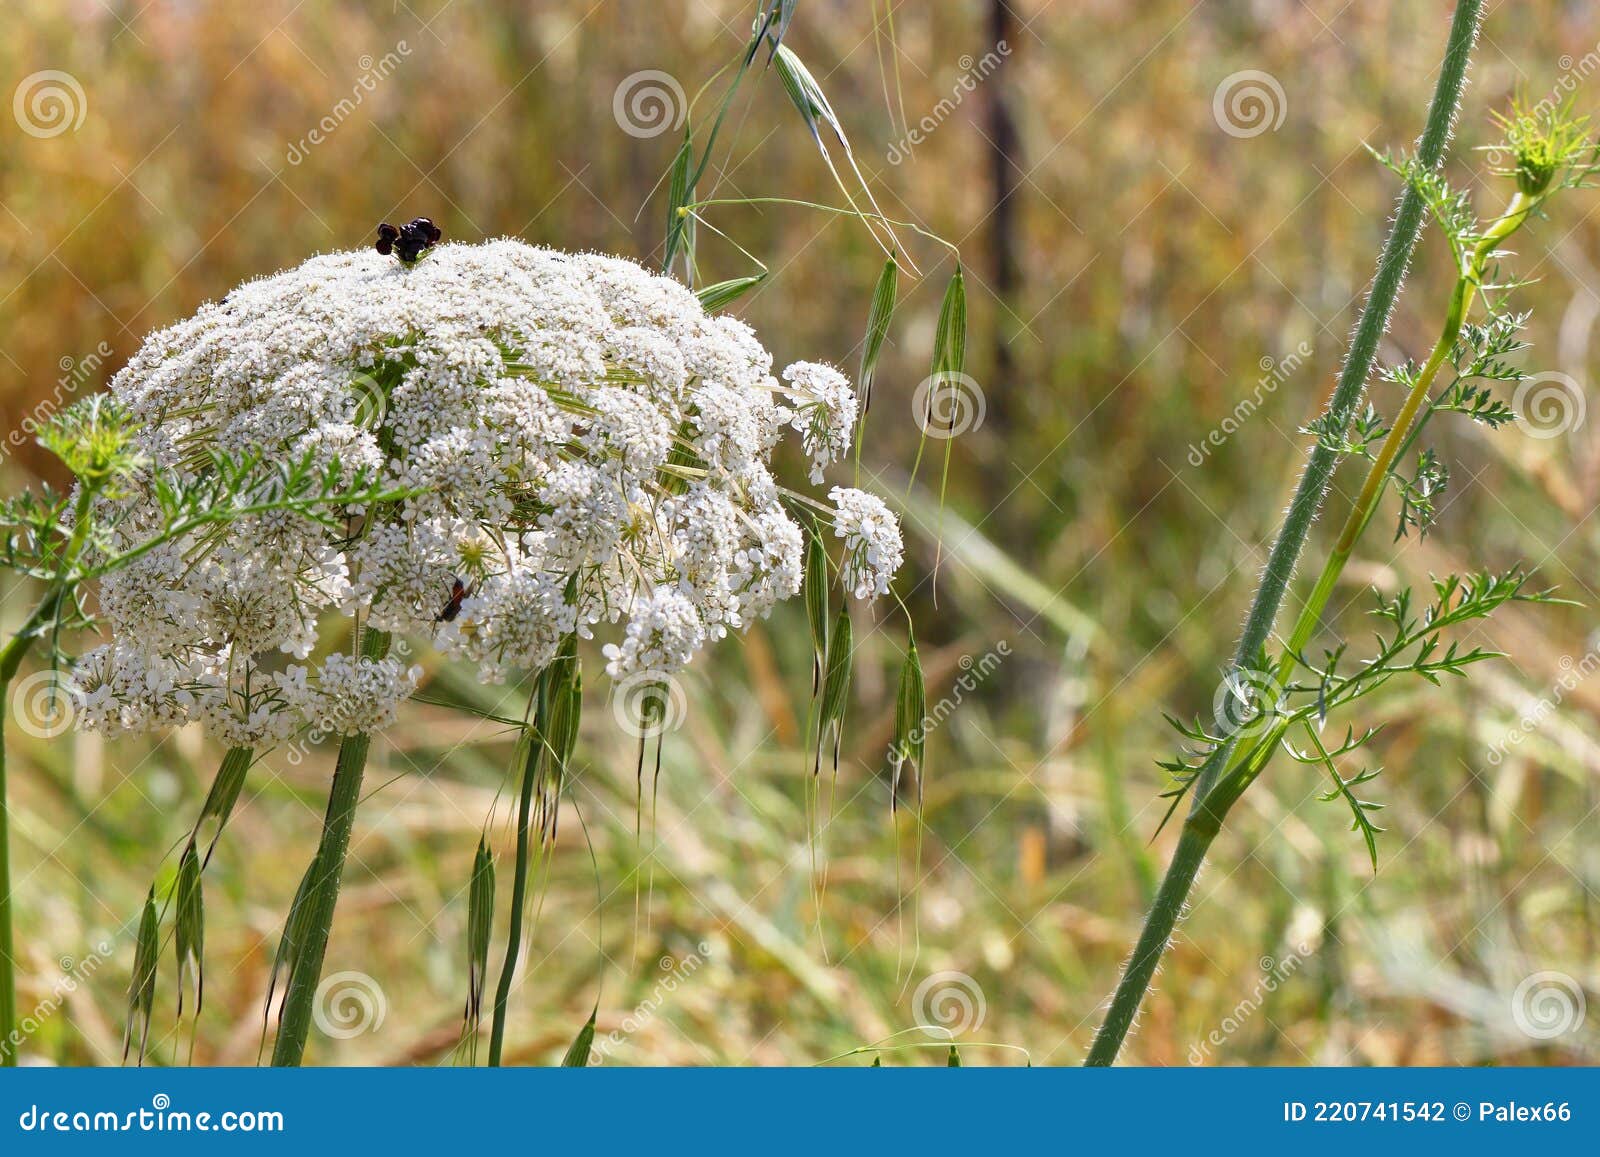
xmin=1490 ymin=97 xmax=1599 ymax=197
xmin=78 ymin=239 xmax=903 ymax=743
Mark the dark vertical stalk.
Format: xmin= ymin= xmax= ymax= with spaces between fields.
xmin=985 ymin=0 xmax=1023 ymax=396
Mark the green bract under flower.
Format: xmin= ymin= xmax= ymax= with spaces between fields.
xmin=75 ymin=240 xmax=902 ymax=746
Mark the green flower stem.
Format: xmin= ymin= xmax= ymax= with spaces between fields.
xmin=1279 ymin=191 xmax=1531 ymax=666
xmin=271 ymin=627 xmax=391 ymax=1067
xmin=1191 ymin=195 xmax=1537 ymax=809
xmin=487 ymin=730 xmax=540 ymax=1067
xmin=1086 ymin=0 xmax=1484 ymax=1067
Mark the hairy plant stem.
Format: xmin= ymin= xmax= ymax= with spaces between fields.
xmin=271 ymin=626 xmax=391 ymax=1067
xmin=1086 ymin=0 xmax=1484 ymax=1067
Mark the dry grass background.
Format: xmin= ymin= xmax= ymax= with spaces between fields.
xmin=3 ymin=0 xmax=1599 ymax=1065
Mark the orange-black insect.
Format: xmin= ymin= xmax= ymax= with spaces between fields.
xmin=436 ymin=577 xmax=470 ymax=622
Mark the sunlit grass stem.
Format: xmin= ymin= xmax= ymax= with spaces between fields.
xmin=487 ymin=727 xmax=539 ymax=1067
xmin=0 ymin=590 xmax=66 ymax=1065
xmin=1282 ymin=191 xmax=1531 ymax=663
xmin=270 ymin=626 xmax=391 ymax=1066
xmin=1 ymin=484 xmax=93 ymax=1063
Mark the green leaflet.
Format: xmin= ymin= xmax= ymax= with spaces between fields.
xmin=488 ymin=636 xmax=582 ymax=1065
xmin=694 ymin=273 xmax=766 ymax=312
xmin=745 ymin=0 xmax=798 ymax=66
xmin=932 ymin=266 xmax=967 ymax=382
xmin=909 ymin=267 xmax=968 ymax=494
xmin=542 ymin=640 xmax=583 ymax=846
xmin=195 ymin=744 xmax=252 ymax=860
xmin=891 ymin=629 xmax=926 ymax=813
xmin=773 ymin=44 xmax=844 ymax=150
xmin=815 ymin=605 xmax=854 ymax=774
xmin=664 ymin=129 xmax=696 ymax=276
xmin=463 ymin=835 xmax=496 ymax=1060
xmin=858 ymin=255 xmax=899 ymax=419
xmin=769 ymin=43 xmax=901 ymax=263
xmin=803 ymin=518 xmax=829 ymax=694
xmin=122 ymin=888 xmax=159 ymax=1064
xmin=174 ymin=844 xmax=204 ymax=1019
xmin=560 ymin=1003 xmax=598 ymax=1067
xmin=264 ymin=847 xmax=322 ymax=1046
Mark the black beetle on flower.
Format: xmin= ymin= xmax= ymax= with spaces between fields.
xmin=375 ymin=216 xmax=442 ymax=263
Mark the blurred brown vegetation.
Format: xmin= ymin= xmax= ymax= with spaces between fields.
xmin=3 ymin=0 xmax=1599 ymax=1065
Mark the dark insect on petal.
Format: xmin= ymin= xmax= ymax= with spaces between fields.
xmin=436 ymin=577 xmax=469 ymax=622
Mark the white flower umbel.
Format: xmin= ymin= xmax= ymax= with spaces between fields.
xmin=80 ymin=240 xmax=902 ymax=745
xmin=781 ymin=361 xmax=858 ymax=484
xmin=828 ymin=486 xmax=904 ymax=600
